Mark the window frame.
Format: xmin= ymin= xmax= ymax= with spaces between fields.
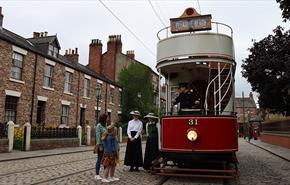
xmin=64 ymin=71 xmax=73 ymax=93
xmin=11 ymin=52 xmax=24 ymax=80
xmin=84 ymin=78 xmax=90 ymax=98
xmin=61 ymin=105 xmax=69 ymax=125
xmin=44 ymin=64 xmax=53 ymax=88
xmin=109 ymin=88 xmax=114 ymax=104
xmin=4 ymin=96 xmax=18 ymax=123
xmin=48 ymin=45 xmax=59 ymax=57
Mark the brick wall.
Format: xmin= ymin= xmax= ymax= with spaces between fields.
xmin=0 ymin=39 xmax=121 ymax=129
xmin=0 ymin=40 xmax=35 ymax=125
xmin=30 ymin=138 xmax=79 ymax=150
xmin=0 ymin=139 xmax=8 ymax=153
xmin=260 ymin=132 xmax=290 ymax=149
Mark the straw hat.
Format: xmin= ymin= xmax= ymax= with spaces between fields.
xmin=130 ymin=110 xmax=141 ymax=116
xmin=144 ymin=113 xmax=158 ymax=119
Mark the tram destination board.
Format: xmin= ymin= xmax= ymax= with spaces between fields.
xmin=170 ymin=14 xmax=212 ymax=33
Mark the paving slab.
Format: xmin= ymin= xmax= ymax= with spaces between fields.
xmin=249 ymin=139 xmax=290 ymax=161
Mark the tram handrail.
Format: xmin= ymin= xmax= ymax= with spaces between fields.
xmin=214 ymin=66 xmax=233 ymax=110
xmin=214 ymin=64 xmax=231 ymax=96
xmin=157 ymin=22 xmax=233 ymax=40
xmin=204 ymin=63 xmax=227 ymax=114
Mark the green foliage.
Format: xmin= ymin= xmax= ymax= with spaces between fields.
xmin=118 ymin=63 xmax=158 ymax=123
xmin=276 ymin=0 xmax=290 ymax=22
xmin=241 ymin=26 xmax=290 ymax=115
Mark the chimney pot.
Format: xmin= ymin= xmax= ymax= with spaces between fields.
xmin=126 ymin=50 xmax=135 ymax=59
xmin=75 ymin=48 xmax=78 ymax=54
xmin=72 ymin=50 xmax=75 ymax=54
xmin=44 ymin=31 xmax=48 ymax=37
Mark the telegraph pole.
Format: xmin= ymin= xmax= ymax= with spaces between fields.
xmin=242 ymin=92 xmax=247 ymax=139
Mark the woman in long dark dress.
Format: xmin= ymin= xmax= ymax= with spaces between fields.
xmin=124 ymin=110 xmax=143 ymax=172
xmin=143 ymin=113 xmax=159 ymax=170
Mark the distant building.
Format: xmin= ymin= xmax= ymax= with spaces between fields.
xmin=235 ymin=92 xmax=258 ymax=135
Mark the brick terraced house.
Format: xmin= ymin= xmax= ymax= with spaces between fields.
xmin=0 ymin=7 xmax=122 ymax=128
xmin=87 ymin=35 xmax=159 ymax=106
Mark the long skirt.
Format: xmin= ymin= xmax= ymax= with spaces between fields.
xmin=124 ymin=131 xmax=143 ymax=167
xmin=143 ymin=136 xmax=159 ymax=170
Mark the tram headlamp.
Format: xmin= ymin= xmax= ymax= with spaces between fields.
xmin=187 ymin=130 xmax=198 ymax=142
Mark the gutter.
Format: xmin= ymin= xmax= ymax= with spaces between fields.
xmin=30 ymin=54 xmax=38 ymax=124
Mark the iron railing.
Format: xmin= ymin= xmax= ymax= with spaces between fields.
xmin=31 ymin=127 xmax=77 ymax=139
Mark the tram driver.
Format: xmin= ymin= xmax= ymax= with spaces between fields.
xmin=172 ymin=83 xmax=200 ymax=115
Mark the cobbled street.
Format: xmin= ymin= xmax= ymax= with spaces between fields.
xmin=0 ymin=139 xmax=289 ymax=185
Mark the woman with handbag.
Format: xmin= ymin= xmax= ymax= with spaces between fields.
xmin=94 ymin=113 xmax=109 ymax=180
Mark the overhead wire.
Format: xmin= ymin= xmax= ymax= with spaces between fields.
xmin=148 ymin=0 xmax=167 ymax=28
xmin=98 ymin=0 xmax=156 ymax=57
xmin=197 ymin=0 xmax=201 ymax=13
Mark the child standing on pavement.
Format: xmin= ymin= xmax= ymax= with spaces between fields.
xmin=101 ymin=125 xmax=120 ymax=183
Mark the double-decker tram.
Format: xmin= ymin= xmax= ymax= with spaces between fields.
xmin=152 ymin=8 xmax=238 ymax=179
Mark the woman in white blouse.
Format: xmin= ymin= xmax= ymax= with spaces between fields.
xmin=124 ymin=110 xmax=143 ymax=172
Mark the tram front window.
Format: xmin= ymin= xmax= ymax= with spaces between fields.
xmin=172 ymin=83 xmax=201 ymax=115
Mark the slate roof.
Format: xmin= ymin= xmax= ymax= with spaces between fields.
xmin=0 ymin=27 xmax=120 ymax=87
xmin=27 ymin=35 xmax=61 ymax=49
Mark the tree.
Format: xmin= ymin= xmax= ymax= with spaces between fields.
xmin=241 ymin=26 xmax=290 ymax=115
xmin=118 ymin=63 xmax=157 ymax=123
xmin=276 ymin=0 xmax=290 ymax=22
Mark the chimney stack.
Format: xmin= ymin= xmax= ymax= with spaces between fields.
xmin=126 ymin=50 xmax=135 ymax=60
xmin=64 ymin=47 xmax=79 ymax=63
xmin=0 ymin=7 xmax=4 ymax=28
xmin=88 ymin=39 xmax=102 ymax=73
xmin=33 ymin=32 xmax=40 ymax=38
xmin=107 ymin=35 xmax=122 ymax=54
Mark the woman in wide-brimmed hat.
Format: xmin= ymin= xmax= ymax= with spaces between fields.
xmin=143 ymin=113 xmax=159 ymax=170
xmin=124 ymin=110 xmax=143 ymax=172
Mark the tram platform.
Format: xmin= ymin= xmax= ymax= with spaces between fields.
xmin=248 ymin=139 xmax=290 ymax=161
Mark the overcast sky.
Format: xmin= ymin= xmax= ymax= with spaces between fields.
xmin=1 ymin=0 xmax=289 ymax=99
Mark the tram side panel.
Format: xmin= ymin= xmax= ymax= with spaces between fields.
xmin=161 ymin=116 xmax=238 ymax=152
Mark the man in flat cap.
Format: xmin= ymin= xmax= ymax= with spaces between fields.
xmin=173 ymin=83 xmax=199 ymax=115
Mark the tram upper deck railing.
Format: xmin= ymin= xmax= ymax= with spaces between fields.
xmin=156 ymin=22 xmax=235 ymax=67
xmin=157 ymin=22 xmax=233 ymax=41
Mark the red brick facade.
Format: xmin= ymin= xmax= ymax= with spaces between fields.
xmin=260 ymin=132 xmax=290 ymax=149
xmin=0 ymin=34 xmax=122 ymax=128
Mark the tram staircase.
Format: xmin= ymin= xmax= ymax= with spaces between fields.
xmin=205 ymin=64 xmax=234 ymax=115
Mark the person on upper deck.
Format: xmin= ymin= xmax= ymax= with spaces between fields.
xmin=173 ymin=83 xmax=200 ymax=114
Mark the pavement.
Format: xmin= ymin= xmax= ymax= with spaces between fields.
xmin=0 ymin=145 xmax=93 ymax=162
xmin=248 ymin=138 xmax=290 ymax=161
xmin=0 ymin=139 xmax=289 ymax=162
